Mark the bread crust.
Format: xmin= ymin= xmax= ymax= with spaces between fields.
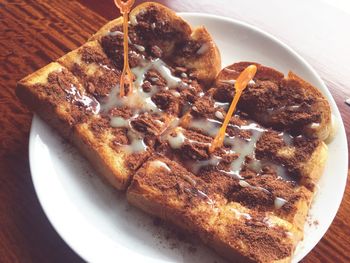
xmin=288 ymin=72 xmax=332 ymax=141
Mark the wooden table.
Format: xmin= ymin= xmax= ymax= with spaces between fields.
xmin=0 ymin=0 xmax=349 ymax=262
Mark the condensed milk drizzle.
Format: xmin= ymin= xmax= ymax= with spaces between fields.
xmin=101 ymin=56 xmax=188 ymax=114
xmin=169 ymin=112 xmax=293 ymax=184
xmin=109 ymin=114 xmax=147 ymax=153
xmin=98 ymin=43 xmax=189 ymax=154
xmin=58 ymin=80 xmax=100 ymax=114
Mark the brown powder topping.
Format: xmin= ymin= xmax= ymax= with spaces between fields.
xmin=135 ymin=5 xmax=185 ymax=42
xmin=36 ymin=69 xmax=97 ymax=123
xmin=130 ymin=113 xmax=166 ymax=136
xmin=152 ymin=91 xmax=180 ymax=115
xmin=175 ymin=40 xmax=202 ymax=58
xmin=228 ymin=173 xmax=299 ymax=212
xmin=221 ymin=62 xmax=284 ymax=82
xmin=101 ymin=25 xmax=144 ymax=69
xmin=180 ymin=130 xmax=211 ymax=161
xmin=150 ymin=45 xmax=163 ymax=58
xmin=134 ymin=155 xmax=214 ymax=208
xmin=191 ymin=95 xmax=216 ymax=117
xmin=178 ymin=79 xmax=203 ymax=106
xmin=109 ymin=106 xmax=133 ymax=119
xmin=239 ymin=78 xmax=321 ymax=135
xmin=255 ymin=131 xmax=320 ymax=179
xmin=111 ymin=128 xmax=129 ymax=146
xmin=90 ymin=116 xmax=109 ymax=136
xmin=126 ymin=150 xmax=152 ymax=171
xmin=145 ymin=69 xmax=167 ymax=87
xmin=79 ymin=46 xmax=110 ymax=66
xmin=212 ymin=83 xmax=234 ymax=103
xmin=228 ymin=223 xmax=292 ymax=262
xmin=71 ymin=62 xmax=119 ymax=98
xmin=214 ymin=63 xmax=324 ymax=136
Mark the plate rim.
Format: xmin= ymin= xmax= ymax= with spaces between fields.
xmin=29 ymin=12 xmax=349 ymax=263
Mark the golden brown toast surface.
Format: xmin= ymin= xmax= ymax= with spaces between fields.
xmin=16 ymin=2 xmax=332 ymax=263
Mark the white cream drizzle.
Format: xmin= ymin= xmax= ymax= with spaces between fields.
xmin=109 ymin=115 xmax=147 ymax=153
xmin=281 ymin=132 xmax=293 ymax=146
xmin=196 ymin=43 xmax=209 ymax=55
xmin=130 ymin=16 xmax=138 ymax=26
xmin=150 ymin=160 xmax=171 ymax=172
xmin=219 ymin=79 xmax=255 ymax=86
xmin=110 ymin=116 xmax=129 ymax=127
xmin=214 ymin=101 xmax=230 ymax=110
xmin=274 ymin=197 xmax=288 ymax=209
xmin=188 ymin=118 xmax=221 ymax=137
xmin=229 ymin=207 xmax=252 ymax=220
xmin=183 ymin=114 xmax=293 ymax=182
xmin=97 ymin=54 xmax=190 ymax=154
xmin=215 ymin=111 xmax=224 ymax=120
xmin=266 ymin=104 xmax=302 ymax=116
xmin=133 ymin=43 xmax=145 ymax=52
xmin=100 ymin=56 xmax=189 ymax=116
xmin=167 ymin=129 xmax=186 ymax=149
xmin=180 ymin=72 xmax=188 ymax=78
xmin=191 ymin=156 xmax=222 ymax=174
xmin=220 ymin=79 xmax=236 ymax=85
xmin=126 ymin=132 xmax=147 ymax=153
xmin=309 ymin=122 xmax=320 ymax=129
xmin=63 ymin=83 xmax=100 ymax=114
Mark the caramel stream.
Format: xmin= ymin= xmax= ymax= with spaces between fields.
xmin=114 ymin=0 xmax=135 ymax=97
xmin=209 ymin=65 xmax=257 ymax=153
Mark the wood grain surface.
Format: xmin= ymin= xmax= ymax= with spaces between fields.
xmin=0 ymin=0 xmax=349 ymax=262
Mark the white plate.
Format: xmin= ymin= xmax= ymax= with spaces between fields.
xmin=29 ymin=13 xmax=348 ymax=263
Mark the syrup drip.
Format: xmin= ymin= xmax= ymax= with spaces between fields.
xmin=210 ymin=65 xmax=257 ymax=153
xmin=114 ymin=0 xmax=135 ymax=97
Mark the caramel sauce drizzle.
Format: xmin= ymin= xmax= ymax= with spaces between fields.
xmin=209 ymin=65 xmax=257 ymax=153
xmin=114 ymin=0 xmax=135 ymax=97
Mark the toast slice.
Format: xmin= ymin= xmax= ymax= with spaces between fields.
xmin=90 ymin=2 xmax=221 ymax=87
xmin=127 ymin=155 xmax=303 ymax=263
xmin=17 ymin=2 xmax=221 ymax=190
xmin=214 ymin=62 xmax=332 ymax=141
